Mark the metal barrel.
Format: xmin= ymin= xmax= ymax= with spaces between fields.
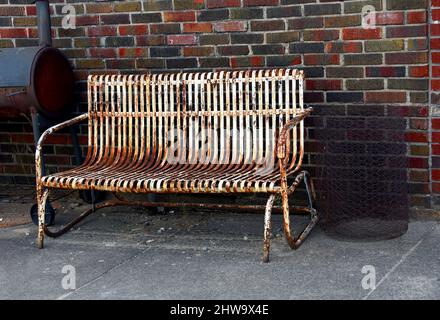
xmin=0 ymin=46 xmax=75 ymax=119
xmin=0 ymin=0 xmax=74 ymax=119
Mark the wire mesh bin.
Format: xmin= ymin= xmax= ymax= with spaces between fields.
xmin=315 ymin=112 xmax=409 ymax=240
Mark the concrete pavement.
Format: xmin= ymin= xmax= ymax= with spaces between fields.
xmin=0 ymin=196 xmax=439 ymax=299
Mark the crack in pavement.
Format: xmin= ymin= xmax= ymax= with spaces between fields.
xmin=362 ymin=224 xmax=438 ymax=300
xmin=56 ymin=247 xmax=150 ymax=300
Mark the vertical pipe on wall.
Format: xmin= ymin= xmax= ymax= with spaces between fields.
xmin=35 ymin=0 xmax=52 ymax=47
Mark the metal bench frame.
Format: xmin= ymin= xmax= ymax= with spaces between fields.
xmin=35 ymin=69 xmax=318 ymax=262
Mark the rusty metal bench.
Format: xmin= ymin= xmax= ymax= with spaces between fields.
xmin=35 ymin=68 xmax=318 ymax=262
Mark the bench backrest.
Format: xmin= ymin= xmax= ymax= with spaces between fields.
xmin=86 ymin=69 xmax=305 ymax=174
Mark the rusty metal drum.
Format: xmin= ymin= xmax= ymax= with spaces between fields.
xmin=0 ymin=46 xmax=75 ymax=119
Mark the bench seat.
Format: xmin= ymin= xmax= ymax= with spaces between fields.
xmin=41 ymin=163 xmax=283 ymax=193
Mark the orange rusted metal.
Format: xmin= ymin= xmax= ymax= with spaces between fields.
xmin=35 ymin=68 xmax=318 ymax=262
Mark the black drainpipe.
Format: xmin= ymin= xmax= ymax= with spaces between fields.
xmin=35 ymin=0 xmax=52 ymax=47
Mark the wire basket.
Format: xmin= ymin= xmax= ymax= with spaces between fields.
xmin=314 ymin=114 xmax=409 ymax=240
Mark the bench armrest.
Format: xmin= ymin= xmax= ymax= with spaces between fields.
xmin=35 ymin=113 xmax=88 ymax=181
xmin=276 ymin=107 xmax=313 ymax=159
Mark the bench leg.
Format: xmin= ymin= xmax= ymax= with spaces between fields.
xmin=37 ymin=187 xmax=49 ymax=249
xmin=280 ymin=171 xmax=319 ymax=250
xmin=263 ymin=194 xmax=275 ymax=263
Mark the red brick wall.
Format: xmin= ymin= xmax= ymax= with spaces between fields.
xmin=431 ymin=0 xmax=440 ymax=207
xmin=0 ymin=0 xmax=433 ymax=209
